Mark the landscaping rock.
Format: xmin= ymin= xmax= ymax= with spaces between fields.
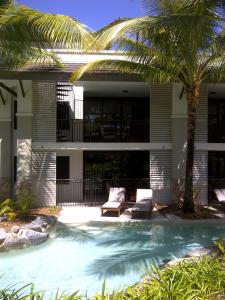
xmin=0 ymin=229 xmax=7 ymax=244
xmin=11 ymin=225 xmax=20 ymax=234
xmin=166 ymin=257 xmax=195 ymax=267
xmin=0 ymin=214 xmax=7 ymax=222
xmin=22 ymin=215 xmax=57 ymax=232
xmin=24 ymin=229 xmax=49 ymax=245
xmin=186 ymin=246 xmax=220 ymax=257
xmin=2 ymin=234 xmax=28 ymax=250
xmin=186 ymin=247 xmax=212 ymax=257
xmin=0 ymin=215 xmax=57 ymax=251
xmin=1 ymin=228 xmax=49 ymax=251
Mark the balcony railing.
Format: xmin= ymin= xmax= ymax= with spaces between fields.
xmin=56 ymin=178 xmax=150 ymax=206
xmin=57 ymin=119 xmax=149 ymax=142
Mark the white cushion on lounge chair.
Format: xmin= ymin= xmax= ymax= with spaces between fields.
xmin=132 ymin=189 xmax=153 ymax=215
xmin=108 ymin=187 xmax=126 ymax=203
xmin=102 ymin=201 xmax=122 ymax=209
xmin=136 ymin=189 xmax=153 ymax=203
xmin=214 ymin=189 xmax=225 ymax=202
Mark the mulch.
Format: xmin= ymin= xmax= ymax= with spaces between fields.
xmin=0 ymin=207 xmax=61 ymax=231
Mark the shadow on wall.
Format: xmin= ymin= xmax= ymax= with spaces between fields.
xmin=32 ymin=151 xmax=56 ymax=207
xmin=193 ymin=151 xmax=208 ymax=205
xmin=17 ymin=139 xmax=32 ymax=184
xmin=150 ymin=151 xmax=172 ymax=205
xmin=0 ymin=177 xmax=11 ymax=201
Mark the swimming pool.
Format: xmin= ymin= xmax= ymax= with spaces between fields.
xmin=0 ymin=221 xmax=225 ymax=297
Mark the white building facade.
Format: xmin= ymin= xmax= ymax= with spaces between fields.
xmin=0 ymin=51 xmax=223 ymax=207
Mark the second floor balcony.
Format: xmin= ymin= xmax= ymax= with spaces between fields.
xmin=57 ymin=118 xmax=150 ymax=142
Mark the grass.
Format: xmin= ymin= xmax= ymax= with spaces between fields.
xmin=2 ymin=255 xmax=225 ymax=300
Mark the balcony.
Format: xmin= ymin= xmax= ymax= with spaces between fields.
xmin=57 ymin=119 xmax=149 ymax=143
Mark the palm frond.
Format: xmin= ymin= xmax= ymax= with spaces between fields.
xmin=70 ymin=57 xmax=177 ymax=84
xmin=0 ymin=5 xmax=93 ymax=49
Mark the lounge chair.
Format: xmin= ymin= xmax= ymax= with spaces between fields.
xmin=101 ymin=187 xmax=126 ymax=217
xmin=214 ymin=189 xmax=225 ymax=202
xmin=131 ymin=189 xmax=153 ymax=219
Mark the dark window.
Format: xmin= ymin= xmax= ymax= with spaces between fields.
xmin=84 ymin=151 xmax=149 ymax=179
xmin=208 ymin=151 xmax=225 ymax=180
xmin=14 ymin=100 xmax=17 ymax=130
xmin=208 ymin=151 xmax=225 ymax=197
xmin=208 ymin=99 xmax=225 ymax=142
xmin=84 ymin=98 xmax=149 ymax=142
xmin=56 ymin=156 xmax=70 ymax=183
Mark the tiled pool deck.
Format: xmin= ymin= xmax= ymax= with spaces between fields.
xmin=58 ymin=206 xmax=225 ymax=224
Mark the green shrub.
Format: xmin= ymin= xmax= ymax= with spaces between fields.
xmin=214 ymin=237 xmax=225 ymax=256
xmin=16 ymin=188 xmax=36 ymax=212
xmin=125 ymin=257 xmax=225 ymax=300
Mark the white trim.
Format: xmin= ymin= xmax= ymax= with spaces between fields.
xmin=16 ymin=113 xmax=33 ymax=117
xmin=196 ymin=143 xmax=225 ymax=151
xmin=171 ymin=114 xmax=188 ymax=118
xmin=53 ymin=49 xmax=122 ymax=55
xmin=32 ymin=142 xmax=172 ymax=151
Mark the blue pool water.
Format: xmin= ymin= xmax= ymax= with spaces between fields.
xmin=0 ymin=221 xmax=225 ymax=297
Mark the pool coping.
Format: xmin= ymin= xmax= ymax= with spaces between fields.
xmin=58 ymin=216 xmax=225 ymax=225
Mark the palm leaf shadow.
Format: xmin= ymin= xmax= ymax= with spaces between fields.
xmin=86 ymin=223 xmax=223 ymax=278
xmin=54 ymin=223 xmax=95 ymax=243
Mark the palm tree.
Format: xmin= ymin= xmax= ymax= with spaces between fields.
xmin=0 ymin=0 xmax=93 ymax=68
xmin=71 ymin=0 xmax=225 ymax=213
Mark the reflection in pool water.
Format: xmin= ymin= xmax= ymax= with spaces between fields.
xmin=0 ymin=222 xmax=224 ymax=297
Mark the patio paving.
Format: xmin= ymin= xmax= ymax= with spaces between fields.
xmin=58 ymin=206 xmax=167 ymax=224
xmin=58 ymin=206 xmax=225 ymax=224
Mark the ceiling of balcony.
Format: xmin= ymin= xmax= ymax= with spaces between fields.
xmin=76 ymin=81 xmax=150 ymax=98
xmin=208 ymin=84 xmax=225 ymax=99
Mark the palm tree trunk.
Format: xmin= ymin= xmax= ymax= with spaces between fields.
xmin=183 ymin=85 xmax=200 ymax=213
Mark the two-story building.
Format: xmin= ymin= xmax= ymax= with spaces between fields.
xmin=0 ymin=50 xmax=224 ymax=207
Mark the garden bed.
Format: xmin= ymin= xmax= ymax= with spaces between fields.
xmin=155 ymin=203 xmax=225 ymax=219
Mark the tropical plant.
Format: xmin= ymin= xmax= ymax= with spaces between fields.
xmin=214 ymin=236 xmax=225 ymax=255
xmin=71 ymin=0 xmax=225 ymax=213
xmin=16 ymin=186 xmax=36 ymax=212
xmin=0 ymin=0 xmax=93 ymax=68
xmin=0 ymin=283 xmax=83 ymax=299
xmin=0 ymin=198 xmax=14 ymax=216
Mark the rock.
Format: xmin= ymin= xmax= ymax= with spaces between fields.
xmin=2 ymin=234 xmax=28 ymax=250
xmin=0 ymin=216 xmax=7 ymax=222
xmin=22 ymin=215 xmax=57 ymax=232
xmin=0 ymin=214 xmax=56 ymax=252
xmin=11 ymin=226 xmax=20 ymax=234
xmin=0 ymin=229 xmax=7 ymax=244
xmin=186 ymin=246 xmax=220 ymax=258
xmin=1 ymin=229 xmax=49 ymax=251
xmin=166 ymin=257 xmax=195 ymax=267
xmin=22 ymin=223 xmax=45 ymax=232
xmin=23 ymin=229 xmax=49 ymax=245
xmin=186 ymin=247 xmax=212 ymax=257
xmin=36 ymin=215 xmax=57 ymax=227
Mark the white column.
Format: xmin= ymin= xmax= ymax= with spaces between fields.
xmin=73 ymin=86 xmax=84 ymax=120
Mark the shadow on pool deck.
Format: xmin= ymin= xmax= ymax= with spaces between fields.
xmin=58 ymin=206 xmax=167 ymax=224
